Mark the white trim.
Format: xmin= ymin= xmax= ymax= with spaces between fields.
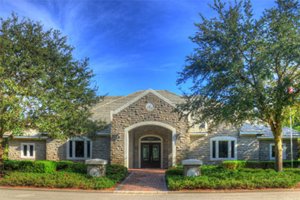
xmin=138 ymin=135 xmax=163 ymax=168
xmin=210 ymin=136 xmax=237 ymax=161
xmin=66 ymin=137 xmax=92 ymax=160
xmin=269 ymin=143 xmax=287 ymax=160
xmin=112 ymin=89 xmax=176 ymax=115
xmin=124 ymin=121 xmax=176 ymax=168
xmin=21 ymin=143 xmax=36 ymax=159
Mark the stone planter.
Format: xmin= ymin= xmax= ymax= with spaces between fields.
xmin=182 ymin=159 xmax=203 ymax=177
xmin=85 ymin=159 xmax=107 ymax=177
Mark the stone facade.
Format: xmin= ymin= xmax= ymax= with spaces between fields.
xmin=110 ymin=92 xmax=189 ymax=167
xmin=6 ymin=89 xmax=300 ymax=168
xmin=46 ymin=139 xmax=67 ymax=161
xmin=8 ymin=139 xmax=46 ymax=160
xmin=259 ymin=139 xmax=298 ymax=161
xmin=188 ymin=125 xmax=242 ymax=163
xmin=92 ymin=136 xmax=111 ymax=161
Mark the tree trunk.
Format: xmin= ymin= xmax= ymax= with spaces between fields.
xmin=270 ymin=120 xmax=283 ymax=172
xmin=274 ymin=134 xmax=283 ymax=172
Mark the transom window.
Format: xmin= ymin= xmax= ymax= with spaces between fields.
xmin=270 ymin=143 xmax=287 ymax=160
xmin=67 ymin=137 xmax=92 ymax=160
xmin=210 ymin=136 xmax=237 ymax=160
xmin=141 ymin=136 xmax=161 ymax=142
xmin=21 ymin=143 xmax=35 ymax=158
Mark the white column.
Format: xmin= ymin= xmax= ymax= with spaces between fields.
xmin=172 ymin=131 xmax=176 ymax=166
xmin=124 ymin=131 xmax=129 ymax=168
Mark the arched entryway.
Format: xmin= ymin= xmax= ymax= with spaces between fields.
xmin=124 ymin=121 xmax=176 ymax=169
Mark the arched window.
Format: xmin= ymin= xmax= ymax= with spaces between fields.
xmin=141 ymin=136 xmax=161 ymax=142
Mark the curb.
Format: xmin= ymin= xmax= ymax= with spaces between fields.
xmin=1 ymin=186 xmax=300 ymax=194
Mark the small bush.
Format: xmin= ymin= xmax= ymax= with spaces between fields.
xmin=222 ymin=160 xmax=246 ymax=170
xmin=106 ymin=164 xmax=128 ymax=182
xmin=165 ymin=167 xmax=183 ymax=176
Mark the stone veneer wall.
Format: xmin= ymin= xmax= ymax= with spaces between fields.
xmin=259 ymin=139 xmax=298 ymax=160
xmin=237 ymin=136 xmax=259 ymax=160
xmin=188 ymin=126 xmax=260 ymax=164
xmin=8 ymin=139 xmax=46 ymax=160
xmin=46 ymin=139 xmax=67 ymax=161
xmin=111 ymin=93 xmax=189 ymax=166
xmin=92 ymin=136 xmax=111 ymax=161
xmin=46 ymin=136 xmax=111 ymax=161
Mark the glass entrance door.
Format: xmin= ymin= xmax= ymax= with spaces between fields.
xmin=141 ymin=143 xmax=161 ymax=168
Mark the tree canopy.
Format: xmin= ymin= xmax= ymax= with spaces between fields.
xmin=177 ymin=0 xmax=300 ymax=171
xmin=0 ymin=14 xmax=104 ymax=140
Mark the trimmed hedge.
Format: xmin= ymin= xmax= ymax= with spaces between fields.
xmin=166 ymin=165 xmax=300 ymax=190
xmin=0 ymin=172 xmax=115 ymax=189
xmin=1 ymin=160 xmax=129 ymax=189
xmin=4 ymin=160 xmax=56 ymax=173
xmin=222 ymin=160 xmax=300 ymax=170
xmin=56 ymin=161 xmax=87 ymax=173
xmin=222 ymin=160 xmax=246 ymax=170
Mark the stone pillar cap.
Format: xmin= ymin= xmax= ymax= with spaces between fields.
xmin=182 ymin=159 xmax=203 ymax=166
xmin=85 ymin=159 xmax=108 ymax=165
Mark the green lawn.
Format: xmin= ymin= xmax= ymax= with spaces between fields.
xmin=166 ymin=166 xmax=300 ymax=190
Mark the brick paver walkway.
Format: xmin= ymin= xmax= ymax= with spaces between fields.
xmin=116 ymin=169 xmax=167 ymax=191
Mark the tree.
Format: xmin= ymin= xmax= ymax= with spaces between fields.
xmin=177 ymin=0 xmax=300 ymax=172
xmin=0 ymin=14 xmax=105 ymax=170
xmin=283 ymin=104 xmax=300 ymax=132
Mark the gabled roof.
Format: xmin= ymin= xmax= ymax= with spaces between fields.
xmin=90 ymin=89 xmax=184 ymax=124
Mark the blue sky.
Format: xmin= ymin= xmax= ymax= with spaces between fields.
xmin=0 ymin=0 xmax=275 ymax=96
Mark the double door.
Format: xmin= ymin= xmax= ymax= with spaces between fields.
xmin=141 ymin=143 xmax=161 ymax=168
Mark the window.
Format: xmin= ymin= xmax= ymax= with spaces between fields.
xmin=67 ymin=137 xmax=92 ymax=160
xmin=21 ymin=143 xmax=35 ymax=158
xmin=210 ymin=137 xmax=237 ymax=160
xmin=270 ymin=143 xmax=287 ymax=160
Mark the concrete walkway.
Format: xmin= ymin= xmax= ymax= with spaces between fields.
xmin=116 ymin=169 xmax=167 ymax=192
xmin=1 ymin=188 xmax=300 ymax=200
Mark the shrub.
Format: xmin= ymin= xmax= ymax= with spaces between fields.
xmin=4 ymin=160 xmax=56 ymax=173
xmin=56 ymin=161 xmax=87 ymax=174
xmin=165 ymin=167 xmax=183 ymax=176
xmin=106 ymin=164 xmax=128 ymax=182
xmin=0 ymin=171 xmax=115 ymax=189
xmin=222 ymin=160 xmax=246 ymax=170
xmin=165 ymin=165 xmax=300 ymax=190
xmin=244 ymin=161 xmax=300 ymax=169
xmin=56 ymin=160 xmax=74 ymax=171
xmin=3 ymin=160 xmax=20 ymax=171
xmin=220 ymin=160 xmax=300 ymax=170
